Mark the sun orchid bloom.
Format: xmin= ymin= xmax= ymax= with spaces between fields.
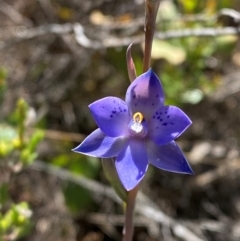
xmin=73 ymin=69 xmax=193 ymax=191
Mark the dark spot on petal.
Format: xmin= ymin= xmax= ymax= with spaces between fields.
xmin=112 ymin=111 xmax=116 ymax=114
xmin=133 ymin=94 xmax=136 ymax=99
xmin=162 ymin=122 xmax=168 ymax=126
xmin=165 ymin=111 xmax=167 ymax=114
xmin=157 ymin=116 xmax=160 ymax=120
xmin=170 ymin=122 xmax=174 ymax=125
xmin=152 ymin=103 xmax=155 ymax=106
xmin=153 ymin=116 xmax=155 ymax=119
xmin=124 ymin=109 xmax=127 ymax=112
xmin=160 ymin=112 xmax=162 ymax=115
xmin=110 ymin=115 xmax=113 ymax=118
xmin=155 ymin=127 xmax=159 ymax=129
xmin=156 ymin=94 xmax=159 ymax=97
xmin=156 ymin=112 xmax=158 ymax=114
xmin=135 ymin=103 xmax=137 ymax=107
xmin=160 ymin=119 xmax=163 ymax=122
xmin=167 ymin=115 xmax=170 ymax=118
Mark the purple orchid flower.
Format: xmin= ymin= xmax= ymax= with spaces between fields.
xmin=73 ymin=69 xmax=193 ymax=191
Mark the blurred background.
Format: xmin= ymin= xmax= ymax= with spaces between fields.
xmin=1 ymin=0 xmax=240 ymax=240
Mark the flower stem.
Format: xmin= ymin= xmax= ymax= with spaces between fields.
xmin=122 ymin=185 xmax=139 ymax=241
xmin=143 ymin=0 xmax=161 ymax=72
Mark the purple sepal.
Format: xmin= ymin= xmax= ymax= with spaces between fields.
xmin=72 ymin=129 xmax=127 ymax=158
xmin=148 ymin=106 xmax=192 ymax=145
xmin=146 ymin=140 xmax=194 ymax=174
xmin=89 ymin=97 xmax=130 ymax=137
xmin=125 ymin=69 xmax=164 ymax=120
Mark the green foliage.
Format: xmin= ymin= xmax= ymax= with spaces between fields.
xmin=0 ymin=184 xmax=9 ymax=208
xmin=52 ymin=153 xmax=100 ymax=178
xmin=0 ymin=98 xmax=44 ymax=240
xmin=0 ymin=124 xmax=18 ymax=156
xmin=152 ymin=40 xmax=186 ymax=65
xmin=1 ymin=99 xmax=44 ymax=163
xmin=20 ymin=130 xmax=45 ymax=165
xmin=178 ymin=0 xmax=232 ymax=14
xmin=64 ymin=183 xmax=92 ymax=212
xmin=16 ymin=98 xmax=28 ymax=147
xmin=152 ymin=0 xmax=238 ymax=105
xmin=178 ymin=0 xmax=198 ymax=13
xmin=0 ymin=202 xmax=32 ymax=240
xmin=107 ymin=48 xmax=128 ymax=75
xmin=0 ymin=67 xmax=7 ymax=105
xmin=52 ymin=153 xmax=100 ymax=212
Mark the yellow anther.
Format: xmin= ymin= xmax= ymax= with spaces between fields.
xmin=133 ymin=112 xmax=144 ymax=123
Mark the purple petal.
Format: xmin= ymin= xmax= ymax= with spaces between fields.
xmin=146 ymin=140 xmax=194 ymax=174
xmin=125 ymin=69 xmax=164 ymax=120
xmin=89 ymin=97 xmax=131 ymax=137
xmin=148 ymin=106 xmax=192 ymax=145
xmin=115 ymin=138 xmax=148 ymax=191
xmin=72 ymin=129 xmax=127 ymax=158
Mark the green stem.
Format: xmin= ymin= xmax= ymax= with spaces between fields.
xmin=17 ymin=98 xmax=27 ymax=147
xmin=143 ymin=0 xmax=161 ymax=72
xmin=122 ymin=185 xmax=139 ymax=241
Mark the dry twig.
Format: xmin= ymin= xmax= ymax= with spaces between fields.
xmin=0 ymin=0 xmax=32 ymax=27
xmin=1 ymin=22 xmax=240 ymax=51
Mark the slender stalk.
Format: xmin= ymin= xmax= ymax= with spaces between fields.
xmin=143 ymin=0 xmax=161 ymax=72
xmin=122 ymin=185 xmax=139 ymax=241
